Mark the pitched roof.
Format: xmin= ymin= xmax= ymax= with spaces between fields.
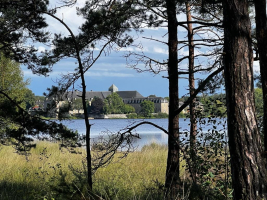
xmin=62 ymin=91 xmax=111 ymax=100
xmin=67 ymin=90 xmax=143 ymax=99
xmin=116 ymin=91 xmax=143 ymax=99
xmin=46 ymin=87 xmax=144 ymax=101
xmin=86 ymin=91 xmax=111 ymax=100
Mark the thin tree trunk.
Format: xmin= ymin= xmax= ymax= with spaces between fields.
xmin=165 ymin=0 xmax=180 ymax=199
xmin=254 ymin=0 xmax=267 ymax=154
xmin=223 ymin=1 xmax=267 ymax=199
xmin=185 ymin=2 xmax=197 ymax=183
xmin=80 ymin=66 xmax=93 ymax=190
xmin=74 ymin=34 xmax=93 ymax=192
xmin=44 ymin=11 xmax=93 ymax=191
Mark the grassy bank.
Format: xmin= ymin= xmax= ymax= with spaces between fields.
xmin=0 ymin=142 xmax=185 ymax=200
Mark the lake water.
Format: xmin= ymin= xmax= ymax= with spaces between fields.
xmin=61 ymin=118 xmax=227 ymax=149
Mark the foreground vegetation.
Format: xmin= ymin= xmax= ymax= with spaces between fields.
xmin=0 ymin=142 xmax=186 ymax=200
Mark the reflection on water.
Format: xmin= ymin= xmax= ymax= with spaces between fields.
xmin=131 ymin=133 xmax=168 ymax=149
xmin=60 ymin=118 xmax=226 ymax=148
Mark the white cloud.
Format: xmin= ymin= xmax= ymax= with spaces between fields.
xmin=119 ymin=47 xmax=135 ymax=52
xmin=23 ymin=66 xmax=135 ymax=79
xmin=153 ymin=47 xmax=168 ymax=54
xmin=38 ymin=46 xmax=46 ymax=53
xmin=85 ymin=72 xmax=134 ymax=77
xmin=23 ymin=70 xmax=36 ymax=77
xmin=46 ymin=0 xmax=85 ymax=36
xmin=22 ymin=69 xmax=62 ymax=78
xmin=136 ymin=46 xmax=149 ymax=52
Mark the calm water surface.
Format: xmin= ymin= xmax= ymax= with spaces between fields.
xmin=61 ymin=118 xmax=226 ymax=148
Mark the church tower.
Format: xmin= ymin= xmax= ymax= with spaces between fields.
xmin=108 ymin=84 xmax=118 ymax=93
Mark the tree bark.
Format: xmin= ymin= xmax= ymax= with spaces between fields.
xmin=185 ymin=2 xmax=197 ymax=183
xmin=80 ymin=65 xmax=93 ymax=190
xmin=223 ymin=1 xmax=267 ymax=199
xmin=165 ymin=0 xmax=180 ymax=199
xmin=254 ymin=0 xmax=267 ymax=154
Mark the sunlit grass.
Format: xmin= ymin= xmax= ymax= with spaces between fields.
xmin=94 ymin=142 xmax=180 ymax=199
xmin=0 ymin=141 xmax=186 ymax=200
xmin=0 ymin=142 xmax=85 ymax=200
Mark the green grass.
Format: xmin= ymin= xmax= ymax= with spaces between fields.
xmin=0 ymin=142 xmax=84 ymax=200
xmin=0 ymin=141 xmax=186 ymax=200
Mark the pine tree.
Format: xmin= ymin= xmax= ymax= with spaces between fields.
xmin=223 ymin=0 xmax=267 ymax=198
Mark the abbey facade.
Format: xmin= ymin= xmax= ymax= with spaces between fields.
xmin=44 ymin=84 xmax=169 ymax=115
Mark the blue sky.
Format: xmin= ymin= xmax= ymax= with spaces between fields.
xmin=21 ymin=0 xmax=260 ymax=98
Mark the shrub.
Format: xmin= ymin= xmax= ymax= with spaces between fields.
xmin=127 ymin=113 xmax=138 ymax=119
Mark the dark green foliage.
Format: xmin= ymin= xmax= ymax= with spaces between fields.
xmin=89 ymin=97 xmax=104 ymax=114
xmin=1 ymin=104 xmax=78 ymax=152
xmin=0 ymin=0 xmax=51 ymax=72
xmin=78 ymin=0 xmax=143 ymax=33
xmin=255 ymin=88 xmax=263 ymax=116
xmin=71 ymin=98 xmax=83 ymax=111
xmin=254 ymin=88 xmax=264 ymax=138
xmin=200 ymin=93 xmax=227 ymax=117
xmin=104 ymin=93 xmax=124 ymax=114
xmin=0 ymin=56 xmax=77 ymax=152
xmin=181 ymin=114 xmax=232 ymax=199
xmin=140 ymin=100 xmax=154 ymax=118
xmin=24 ymin=89 xmax=36 ymax=110
xmin=122 ymin=104 xmax=135 ymax=114
xmin=58 ymin=102 xmax=71 ymax=118
xmin=126 ymin=113 xmax=138 ymax=119
xmin=103 ymin=93 xmax=134 ymax=114
xmin=133 ymin=0 xmax=166 ymax=28
xmin=148 ymin=94 xmax=157 ymax=97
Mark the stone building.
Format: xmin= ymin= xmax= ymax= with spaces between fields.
xmin=44 ymin=84 xmax=169 ymax=115
xmin=123 ymin=97 xmax=168 ymax=113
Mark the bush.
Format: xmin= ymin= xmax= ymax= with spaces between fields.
xmin=126 ymin=113 xmax=138 ymax=119
xmin=140 ymin=100 xmax=154 ymax=118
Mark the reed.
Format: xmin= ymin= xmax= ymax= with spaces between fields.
xmin=0 ymin=141 xmax=185 ymax=200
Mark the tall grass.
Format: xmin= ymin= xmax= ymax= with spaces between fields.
xmin=0 ymin=141 xmax=185 ymax=200
xmin=0 ymin=142 xmax=84 ymax=200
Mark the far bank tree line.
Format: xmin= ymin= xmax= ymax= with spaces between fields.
xmin=29 ymin=87 xmax=264 ymax=119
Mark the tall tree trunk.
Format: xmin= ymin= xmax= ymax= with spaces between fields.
xmin=185 ymin=2 xmax=197 ymax=183
xmin=223 ymin=1 xmax=267 ymax=199
xmin=254 ymin=0 xmax=267 ymax=154
xmin=165 ymin=0 xmax=180 ymax=199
